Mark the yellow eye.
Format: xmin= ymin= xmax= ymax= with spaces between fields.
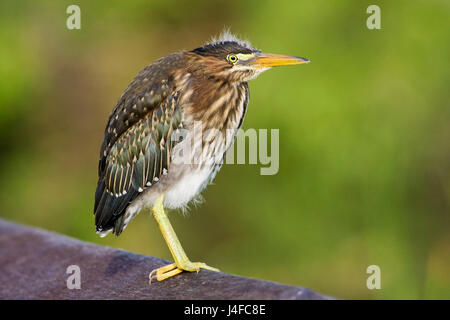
xmin=227 ymin=54 xmax=238 ymax=64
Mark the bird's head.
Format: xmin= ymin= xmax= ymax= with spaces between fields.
xmin=188 ymin=32 xmax=309 ymax=83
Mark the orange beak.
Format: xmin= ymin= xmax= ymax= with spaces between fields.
xmin=249 ymin=53 xmax=310 ymax=69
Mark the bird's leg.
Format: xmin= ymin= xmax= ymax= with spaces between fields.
xmin=149 ymin=194 xmax=219 ymax=282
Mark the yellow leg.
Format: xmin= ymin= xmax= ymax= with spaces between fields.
xmin=149 ymin=194 xmax=219 ymax=283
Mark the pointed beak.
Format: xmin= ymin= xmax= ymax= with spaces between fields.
xmin=248 ymin=53 xmax=310 ymax=69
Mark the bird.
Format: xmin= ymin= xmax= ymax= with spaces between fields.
xmin=94 ymin=32 xmax=309 ymax=282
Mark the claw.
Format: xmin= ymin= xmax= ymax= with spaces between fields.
xmin=148 ymin=261 xmax=219 ymax=283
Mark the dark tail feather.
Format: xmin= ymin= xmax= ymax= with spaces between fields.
xmin=94 ymin=179 xmax=106 ymax=214
xmin=94 ymin=178 xmax=139 ymax=235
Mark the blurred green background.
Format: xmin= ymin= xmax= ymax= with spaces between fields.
xmin=0 ymin=0 xmax=449 ymax=299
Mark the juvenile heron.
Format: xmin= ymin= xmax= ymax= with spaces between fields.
xmin=94 ymin=33 xmax=309 ymax=282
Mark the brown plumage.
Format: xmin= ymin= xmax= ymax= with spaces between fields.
xmin=94 ymin=33 xmax=309 ymax=240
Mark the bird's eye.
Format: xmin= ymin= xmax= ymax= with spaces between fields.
xmin=227 ymin=54 xmax=238 ymax=64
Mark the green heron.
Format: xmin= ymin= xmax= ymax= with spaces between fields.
xmin=94 ymin=33 xmax=309 ymax=282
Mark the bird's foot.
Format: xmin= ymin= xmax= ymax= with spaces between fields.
xmin=149 ymin=261 xmax=219 ymax=283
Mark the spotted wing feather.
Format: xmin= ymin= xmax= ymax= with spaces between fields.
xmin=94 ymin=53 xmax=186 ymax=235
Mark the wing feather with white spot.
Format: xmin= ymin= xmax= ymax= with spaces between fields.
xmin=94 ymin=53 xmax=186 ymax=235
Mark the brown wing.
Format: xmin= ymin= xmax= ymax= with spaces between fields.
xmin=94 ymin=53 xmax=185 ymax=235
